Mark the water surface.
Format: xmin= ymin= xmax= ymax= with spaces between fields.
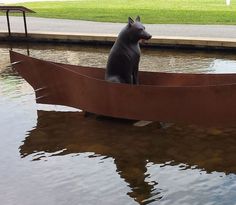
xmin=1 ymin=43 xmax=236 ymax=205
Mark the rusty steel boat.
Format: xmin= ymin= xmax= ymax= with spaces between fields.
xmin=10 ymin=51 xmax=236 ymax=126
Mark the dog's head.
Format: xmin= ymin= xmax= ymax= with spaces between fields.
xmin=128 ymin=16 xmax=152 ymax=41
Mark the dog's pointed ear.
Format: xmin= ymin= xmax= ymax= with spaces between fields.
xmin=128 ymin=17 xmax=134 ymax=26
xmin=135 ymin=16 xmax=140 ymax=22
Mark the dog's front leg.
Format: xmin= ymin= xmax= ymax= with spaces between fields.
xmin=133 ymin=65 xmax=139 ymax=85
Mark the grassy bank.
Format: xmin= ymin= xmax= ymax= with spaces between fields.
xmin=7 ymin=0 xmax=236 ymax=24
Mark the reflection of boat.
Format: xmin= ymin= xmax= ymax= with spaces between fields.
xmin=20 ymin=111 xmax=236 ymax=204
xmin=10 ymin=50 xmax=236 ymax=125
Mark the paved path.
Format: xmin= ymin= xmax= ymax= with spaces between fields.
xmin=1 ymin=16 xmax=236 ymax=39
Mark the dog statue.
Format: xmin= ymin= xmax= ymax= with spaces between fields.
xmin=105 ymin=16 xmax=152 ymax=84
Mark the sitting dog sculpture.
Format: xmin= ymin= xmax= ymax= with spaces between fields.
xmin=105 ymin=16 xmax=152 ymax=84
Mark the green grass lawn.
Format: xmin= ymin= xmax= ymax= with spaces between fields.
xmin=5 ymin=0 xmax=236 ymax=24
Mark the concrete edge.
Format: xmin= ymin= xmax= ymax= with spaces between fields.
xmin=1 ymin=31 xmax=236 ymax=50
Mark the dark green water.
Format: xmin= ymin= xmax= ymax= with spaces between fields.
xmin=1 ymin=43 xmax=236 ymax=205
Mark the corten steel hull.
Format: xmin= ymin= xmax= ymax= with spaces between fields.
xmin=9 ymin=50 xmax=236 ymax=126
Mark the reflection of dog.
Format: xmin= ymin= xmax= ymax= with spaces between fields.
xmin=105 ymin=16 xmax=152 ymax=84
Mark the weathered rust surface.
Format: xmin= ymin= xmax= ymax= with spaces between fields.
xmin=10 ymin=50 xmax=236 ymax=126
